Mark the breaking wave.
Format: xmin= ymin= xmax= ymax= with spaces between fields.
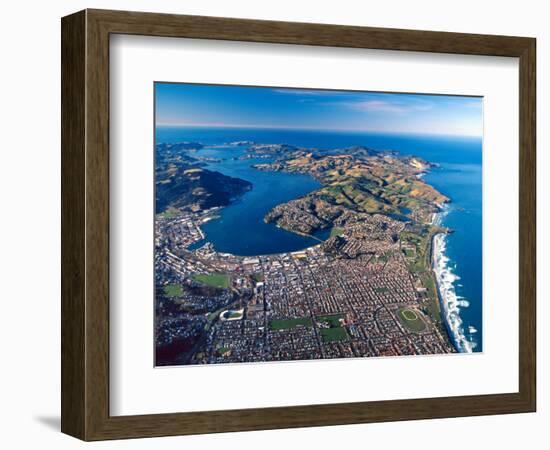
xmin=432 ymin=216 xmax=477 ymax=353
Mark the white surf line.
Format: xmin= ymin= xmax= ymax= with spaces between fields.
xmin=432 ymin=219 xmax=475 ymax=353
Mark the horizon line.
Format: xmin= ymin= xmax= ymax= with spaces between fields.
xmin=155 ymin=122 xmax=482 ymax=138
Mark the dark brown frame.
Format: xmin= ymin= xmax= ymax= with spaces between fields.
xmin=61 ymin=9 xmax=536 ymax=441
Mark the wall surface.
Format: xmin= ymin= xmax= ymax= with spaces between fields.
xmin=0 ymin=0 xmax=546 ymax=448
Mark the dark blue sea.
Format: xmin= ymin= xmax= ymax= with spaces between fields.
xmin=156 ymin=126 xmax=483 ymax=353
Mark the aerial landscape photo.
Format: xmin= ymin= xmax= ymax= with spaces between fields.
xmin=154 ymin=83 xmax=483 ymax=366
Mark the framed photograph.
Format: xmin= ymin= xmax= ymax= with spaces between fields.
xmin=61 ymin=9 xmax=536 ymax=440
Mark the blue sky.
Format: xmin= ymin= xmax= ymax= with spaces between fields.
xmin=155 ymin=83 xmax=483 ymax=137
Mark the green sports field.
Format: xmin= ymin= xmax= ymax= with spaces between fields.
xmin=191 ymin=273 xmax=230 ymax=289
xmin=223 ymin=310 xmax=243 ymax=320
xmin=320 ymin=327 xmax=348 ymax=343
xmin=397 ymin=307 xmax=426 ymax=332
xmin=269 ymin=317 xmax=313 ymax=330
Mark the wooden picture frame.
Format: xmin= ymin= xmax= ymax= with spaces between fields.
xmin=61 ymin=9 xmax=536 ymax=441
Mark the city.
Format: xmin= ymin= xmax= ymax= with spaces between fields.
xmin=154 ymin=142 xmax=455 ymax=365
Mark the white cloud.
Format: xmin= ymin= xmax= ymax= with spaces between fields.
xmin=345 ymin=99 xmax=433 ymax=114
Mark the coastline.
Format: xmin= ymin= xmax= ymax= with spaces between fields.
xmin=431 ymin=212 xmax=474 ymax=353
xmin=430 ymin=231 xmax=459 ymax=353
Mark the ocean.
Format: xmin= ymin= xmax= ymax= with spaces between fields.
xmin=156 ymin=126 xmax=483 ymax=353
